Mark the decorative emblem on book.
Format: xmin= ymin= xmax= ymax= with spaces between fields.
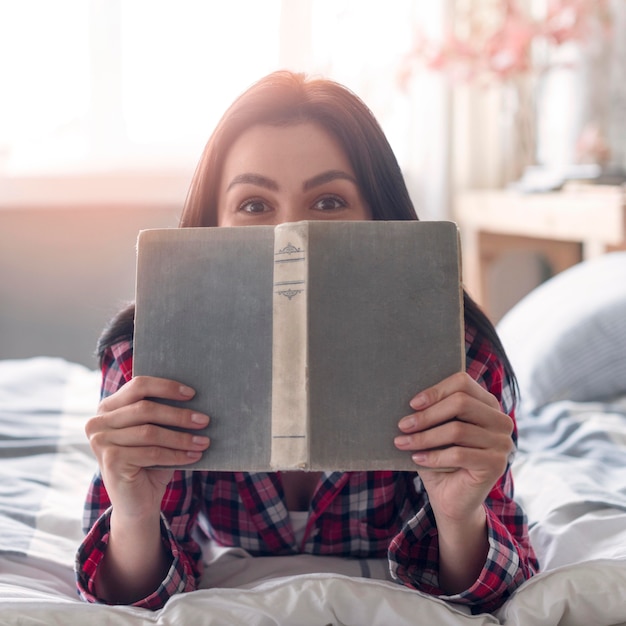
xmin=277 ymin=242 xmax=303 ymax=255
xmin=278 ymin=288 xmax=303 ymax=300
xmin=275 ymin=280 xmax=305 ymax=300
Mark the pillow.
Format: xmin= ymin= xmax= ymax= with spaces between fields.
xmin=496 ymin=251 xmax=626 ymax=413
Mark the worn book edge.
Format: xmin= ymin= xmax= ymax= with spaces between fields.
xmin=270 ymin=222 xmax=310 ymax=469
xmin=133 ymin=222 xmax=466 ymax=473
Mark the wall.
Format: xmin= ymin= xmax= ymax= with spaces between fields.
xmin=0 ymin=174 xmax=187 ymax=368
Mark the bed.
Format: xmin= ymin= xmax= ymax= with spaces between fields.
xmin=1 ymin=252 xmax=625 ymax=626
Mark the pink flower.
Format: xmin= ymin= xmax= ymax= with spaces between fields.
xmin=484 ymin=5 xmax=536 ymax=79
xmin=427 ymin=31 xmax=481 ymax=82
xmin=544 ymin=0 xmax=589 ymax=44
xmin=398 ymin=0 xmax=613 ymax=87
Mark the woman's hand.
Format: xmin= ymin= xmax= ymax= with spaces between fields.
xmin=394 ymin=371 xmax=513 ymax=520
xmin=394 ymin=371 xmax=515 ymax=592
xmin=85 ymin=376 xmax=210 ymax=603
xmin=85 ymin=376 xmax=210 ymax=523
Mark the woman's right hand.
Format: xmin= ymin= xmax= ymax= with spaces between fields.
xmin=85 ymin=376 xmax=210 ymax=523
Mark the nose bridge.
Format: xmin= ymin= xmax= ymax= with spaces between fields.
xmin=278 ymin=190 xmax=306 ymax=224
xmin=282 ymin=203 xmax=302 ymax=224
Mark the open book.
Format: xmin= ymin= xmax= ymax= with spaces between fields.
xmin=133 ymin=220 xmax=465 ymax=471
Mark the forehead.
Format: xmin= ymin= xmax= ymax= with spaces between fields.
xmin=221 ymin=122 xmax=354 ymax=177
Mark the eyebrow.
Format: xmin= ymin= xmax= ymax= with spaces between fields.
xmin=226 ymin=169 xmax=358 ymax=193
xmin=226 ymin=173 xmax=278 ymax=192
xmin=302 ymin=169 xmax=358 ymax=191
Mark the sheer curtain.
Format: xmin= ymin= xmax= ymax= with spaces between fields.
xmin=0 ymin=0 xmax=450 ymax=217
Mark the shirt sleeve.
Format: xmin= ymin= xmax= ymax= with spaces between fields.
xmin=387 ymin=324 xmax=540 ymax=614
xmin=75 ymin=340 xmax=205 ymax=609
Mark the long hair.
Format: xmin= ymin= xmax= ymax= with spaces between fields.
xmin=97 ymin=71 xmax=517 ymax=400
xmin=180 ymin=71 xmax=415 ymax=227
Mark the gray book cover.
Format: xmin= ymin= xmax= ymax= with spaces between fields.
xmin=133 ymin=220 xmax=464 ymax=472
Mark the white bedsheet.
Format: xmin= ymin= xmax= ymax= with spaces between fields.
xmin=1 ymin=358 xmax=625 ymax=626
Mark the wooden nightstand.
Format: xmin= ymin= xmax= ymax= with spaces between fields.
xmin=455 ymin=184 xmax=626 ymax=318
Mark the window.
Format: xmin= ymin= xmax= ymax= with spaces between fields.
xmin=0 ymin=0 xmax=282 ymax=174
xmin=0 ymin=1 xmax=450 ymax=218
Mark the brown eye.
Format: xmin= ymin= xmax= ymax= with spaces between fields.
xmin=240 ymin=199 xmax=270 ymax=214
xmin=312 ymin=195 xmax=346 ymax=212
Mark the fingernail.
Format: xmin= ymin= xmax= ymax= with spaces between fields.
xmin=410 ymin=393 xmax=427 ymax=410
xmin=180 ymin=385 xmax=195 ymax=397
xmin=412 ymin=452 xmax=427 ymax=463
xmin=394 ymin=436 xmax=411 ymax=447
xmin=192 ymin=436 xmax=210 ymax=446
xmin=191 ymin=413 xmax=209 ymax=425
xmin=399 ymin=416 xmax=415 ymax=430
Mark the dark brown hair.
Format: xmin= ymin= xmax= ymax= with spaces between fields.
xmin=98 ymin=71 xmax=517 ymax=400
xmin=180 ymin=70 xmax=415 ymax=227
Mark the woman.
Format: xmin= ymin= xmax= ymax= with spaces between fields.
xmin=76 ymin=70 xmax=538 ymax=613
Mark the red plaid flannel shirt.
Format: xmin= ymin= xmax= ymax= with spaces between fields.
xmin=76 ymin=323 xmax=538 ymax=612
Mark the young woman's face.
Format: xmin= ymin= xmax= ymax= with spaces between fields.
xmin=217 ymin=122 xmax=372 ymax=226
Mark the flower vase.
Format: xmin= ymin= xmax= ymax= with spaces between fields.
xmin=499 ymin=77 xmax=536 ymax=186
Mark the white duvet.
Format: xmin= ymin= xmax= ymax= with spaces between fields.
xmin=1 ymin=358 xmax=625 ymax=626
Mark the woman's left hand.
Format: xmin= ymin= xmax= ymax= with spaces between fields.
xmin=394 ymin=371 xmax=514 ymax=524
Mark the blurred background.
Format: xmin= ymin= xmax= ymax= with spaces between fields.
xmin=1 ymin=0 xmax=625 ymax=367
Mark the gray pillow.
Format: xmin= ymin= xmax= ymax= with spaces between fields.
xmin=496 ymin=252 xmax=626 ymax=413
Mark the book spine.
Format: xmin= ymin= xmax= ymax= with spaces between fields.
xmin=270 ymin=222 xmax=310 ymax=470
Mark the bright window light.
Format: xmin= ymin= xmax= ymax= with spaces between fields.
xmin=0 ymin=0 xmax=446 ymax=200
xmin=118 ymin=1 xmax=281 ymax=151
xmin=0 ymin=0 xmax=281 ymax=174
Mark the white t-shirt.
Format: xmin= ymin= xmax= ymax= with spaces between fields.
xmin=288 ymin=510 xmax=309 ymax=546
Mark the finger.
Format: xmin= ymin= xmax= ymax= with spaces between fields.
xmin=101 ymin=442 xmax=205 ymax=470
xmin=98 ymin=375 xmax=196 ymax=413
xmin=395 ymin=424 xmax=514 ymax=468
xmin=112 ymin=400 xmax=209 ymax=431
xmin=395 ymin=419 xmax=493 ymax=453
xmin=409 ymin=372 xmax=501 ymax=414
xmin=87 ymin=399 xmax=210 ymax=438
xmin=399 ymin=393 xmax=512 ymax=435
xmin=98 ymin=422 xmax=211 ymax=453
xmin=411 ymin=445 xmax=510 ymax=476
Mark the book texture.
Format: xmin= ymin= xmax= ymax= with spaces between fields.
xmin=133 ymin=220 xmax=464 ymax=471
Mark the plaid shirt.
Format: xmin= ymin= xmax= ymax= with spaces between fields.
xmin=76 ymin=323 xmax=538 ymax=613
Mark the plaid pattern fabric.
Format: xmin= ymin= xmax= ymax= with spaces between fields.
xmin=76 ymin=324 xmax=538 ymax=612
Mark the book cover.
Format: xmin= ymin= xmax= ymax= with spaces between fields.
xmin=133 ymin=220 xmax=465 ymax=472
